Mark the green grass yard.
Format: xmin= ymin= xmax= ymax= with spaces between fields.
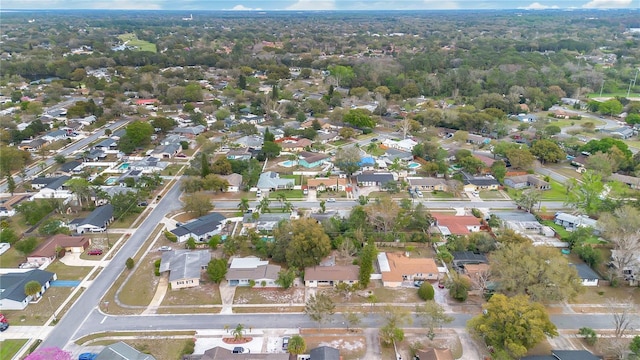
xmin=0 ymin=339 xmax=28 ymax=359
xmin=117 ymin=33 xmax=157 ymax=53
xmin=541 ymin=180 xmax=569 ymax=201
xmin=268 ymin=189 xmax=304 ymax=199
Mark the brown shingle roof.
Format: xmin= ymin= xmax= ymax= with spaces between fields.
xmin=29 ymin=234 xmax=90 ymax=258
xmin=432 ymin=214 xmax=481 ymax=235
xmin=382 ymin=253 xmax=438 ymax=283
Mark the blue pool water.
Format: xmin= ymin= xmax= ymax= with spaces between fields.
xmin=280 ymin=160 xmax=297 ymax=167
xmin=105 ymin=177 xmax=118 ymax=185
xmin=118 ymin=163 xmax=130 ymax=170
xmin=50 ymin=280 xmax=81 ymax=287
xmin=407 ymin=162 xmax=421 ymax=169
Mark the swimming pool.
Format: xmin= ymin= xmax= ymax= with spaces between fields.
xmin=280 ymin=160 xmax=297 ymax=168
xmin=105 ymin=177 xmax=119 ymax=185
xmin=118 ymin=163 xmax=130 ymax=170
xmin=407 ymin=162 xmax=421 ymax=169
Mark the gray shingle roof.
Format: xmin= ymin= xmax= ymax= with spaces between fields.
xmin=309 ymin=346 xmax=340 ymax=360
xmin=0 ymin=269 xmax=55 ymax=301
xmin=356 ymin=172 xmax=394 ymax=184
xmin=171 ymin=212 xmax=225 ymax=237
xmin=159 ymin=250 xmax=211 ymax=282
xmin=95 ymin=341 xmax=156 ymax=360
xmin=80 ymin=204 xmax=113 ymax=227
xmin=572 ymin=263 xmax=601 ymax=280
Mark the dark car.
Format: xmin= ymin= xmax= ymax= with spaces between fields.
xmin=282 ymin=336 xmax=290 ymax=350
xmin=232 ymin=347 xmax=249 ymax=354
xmin=87 ymin=249 xmax=103 ymax=256
xmin=438 ymin=282 xmax=445 ymax=289
xmin=0 ymin=322 xmax=8 ymax=332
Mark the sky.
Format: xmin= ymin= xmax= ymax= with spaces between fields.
xmin=2 ymin=0 xmax=637 ymax=10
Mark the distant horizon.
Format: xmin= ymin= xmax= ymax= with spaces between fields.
xmin=2 ymin=0 xmax=637 ymax=12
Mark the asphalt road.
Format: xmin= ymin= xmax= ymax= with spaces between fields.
xmin=0 ymin=119 xmax=127 ymax=193
xmin=39 ymin=176 xmax=183 ymax=349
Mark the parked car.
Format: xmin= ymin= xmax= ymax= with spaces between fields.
xmin=413 ymin=280 xmax=425 ymax=287
xmin=416 ymin=190 xmax=424 ymax=198
xmin=158 ymin=246 xmax=172 ymax=252
xmin=438 ymin=282 xmax=445 ymax=289
xmin=0 ymin=313 xmax=6 ymax=323
xmin=370 ymin=138 xmax=378 ymax=142
xmin=282 ymin=336 xmax=290 ymax=350
xmin=87 ymin=249 xmax=103 ymax=256
xmin=327 ymin=198 xmax=336 ymax=202
xmin=78 ymin=353 xmax=97 ymax=360
xmin=0 ymin=322 xmax=8 ymax=332
xmin=232 ymin=347 xmax=249 ymax=354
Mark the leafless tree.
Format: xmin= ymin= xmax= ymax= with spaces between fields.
xmin=599 ymin=206 xmax=640 ymax=280
xmin=399 ymin=117 xmax=412 ymax=139
xmin=610 ymin=297 xmax=636 ymax=338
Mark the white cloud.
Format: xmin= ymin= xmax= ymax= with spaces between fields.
xmin=286 ymin=0 xmax=336 ymax=10
xmin=90 ymin=0 xmax=163 ymax=9
xmin=230 ymin=4 xmax=261 ymax=10
xmin=582 ymin=0 xmax=632 ymax=7
xmin=519 ymin=2 xmax=560 ymax=9
xmin=421 ymin=0 xmax=460 ymax=9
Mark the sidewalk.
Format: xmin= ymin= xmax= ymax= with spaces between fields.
xmin=0 ymin=325 xmax=53 ymax=340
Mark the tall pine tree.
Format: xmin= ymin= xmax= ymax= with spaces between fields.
xmin=200 ymin=153 xmax=211 ymax=178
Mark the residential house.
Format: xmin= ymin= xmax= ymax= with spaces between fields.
xmin=384 ymin=148 xmax=414 ymax=163
xmin=521 ymin=349 xmax=601 ymax=360
xmin=136 ymin=99 xmax=160 ymax=106
xmin=301 ymin=118 xmax=331 ymax=130
xmin=378 ymin=252 xmax=439 ymax=287
xmin=279 ymin=138 xmax=313 ymax=152
xmin=0 ymin=269 xmax=57 ymax=310
xmin=55 ymin=160 xmax=83 ymax=176
xmin=0 ymin=195 xmax=28 ymax=217
xmin=77 ymin=115 xmax=97 ymax=126
xmin=382 ymin=138 xmax=418 ymax=152
xmin=130 ymin=157 xmax=168 ymax=173
xmin=432 ymin=214 xmax=482 ymax=235
xmin=611 ymin=250 xmax=640 ymax=282
xmin=461 ymin=173 xmax=500 ymax=191
xmin=606 ymin=126 xmax=634 ymax=140
xmin=451 ymin=251 xmax=488 ymax=269
xmin=463 ymin=263 xmax=491 ymax=293
xmin=171 ymin=125 xmax=206 ymax=138
xmin=27 ymin=234 xmax=91 ymax=265
xmin=68 ymin=204 xmax=114 ymax=234
xmin=95 ymin=341 xmax=156 ymax=360
xmin=307 ymin=177 xmax=348 ymax=192
xmin=304 ymin=265 xmax=359 ymax=287
xmin=609 ymin=173 xmax=640 ymax=190
xmin=84 ymin=149 xmax=106 ymax=162
xmin=42 ymin=129 xmax=68 ymax=142
xmin=94 ymin=138 xmax=118 ymax=151
xmin=19 ymin=138 xmax=47 ymax=152
xmin=242 ymin=212 xmax=293 ymax=232
xmin=226 ymin=148 xmax=252 ymax=161
xmin=225 ymin=257 xmax=281 ymax=287
xmin=570 ymin=155 xmax=588 ymax=172
xmin=150 ymin=142 xmax=181 ymax=159
xmin=309 ymin=346 xmax=341 ymax=360
xmin=234 ymin=135 xmax=264 ymax=150
xmin=220 ymin=174 xmax=243 ymax=192
xmin=298 ymin=152 xmax=330 ymax=168
xmin=408 ymin=177 xmax=448 ymax=192
xmin=356 ymin=172 xmax=394 ymax=187
xmin=159 ymin=250 xmax=211 ymax=289
xmin=474 ymin=154 xmax=496 ymax=168
xmin=414 ymin=348 xmax=454 ymax=360
xmin=571 ymin=263 xmax=601 ymax=287
xmin=256 ymin=172 xmax=295 ymax=191
xmin=504 ymin=175 xmax=551 ymax=190
xmin=316 ymin=130 xmax=339 ymax=144
xmin=554 ymin=212 xmax=598 ymax=231
xmin=466 ymin=134 xmax=491 ymax=145
xmin=170 ymin=212 xmax=226 ymax=242
xmin=30 ymin=176 xmax=72 ymax=200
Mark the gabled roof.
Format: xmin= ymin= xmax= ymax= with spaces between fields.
xmin=171 ymin=212 xmax=226 ymax=237
xmin=187 ymin=346 xmax=289 ymax=360
xmin=32 ymin=176 xmax=70 ymax=189
xmin=571 ymin=263 xmax=601 ymax=280
xmin=381 ymin=252 xmax=438 ymax=283
xmin=304 ymin=265 xmax=359 ymax=282
xmin=299 ymin=151 xmax=330 ymax=164
xmin=309 ymin=346 xmax=340 ymax=360
xmin=29 ymin=234 xmax=90 ymax=258
xmin=226 ymin=264 xmax=281 ymax=281
xmin=159 ymin=250 xmax=211 ymax=282
xmin=451 ymin=251 xmax=488 ymax=265
xmin=408 ymin=177 xmax=447 ymax=187
xmin=356 ymin=172 xmax=394 ymax=184
xmin=79 ymin=204 xmax=113 ymax=227
xmin=0 ymin=269 xmax=55 ymax=301
xmin=58 ymin=160 xmax=82 ymax=173
xmin=95 ymin=341 xmax=156 ymax=360
xmin=433 ymin=214 xmax=481 ymax=235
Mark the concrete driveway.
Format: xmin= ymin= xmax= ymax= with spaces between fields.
xmin=59 ymin=253 xmax=109 ymax=267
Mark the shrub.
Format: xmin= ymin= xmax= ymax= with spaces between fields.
xmin=181 ymin=340 xmax=195 ymax=355
xmin=418 ymin=282 xmax=435 ymax=301
xmin=125 ymin=257 xmax=135 ymax=270
xmin=578 ymin=327 xmax=597 ymax=345
xmin=154 ymin=259 xmax=161 ymax=276
xmin=261 ymin=280 xmax=266 ymax=287
xmin=249 ymin=279 xmax=256 ymax=287
xmin=164 ymin=231 xmax=178 ymax=242
xmin=471 ymin=208 xmax=482 ymax=218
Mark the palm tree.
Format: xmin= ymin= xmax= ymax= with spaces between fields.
xmin=237 ymin=198 xmax=250 ymax=213
xmin=24 ymin=280 xmax=42 ymax=301
xmin=276 ymin=192 xmax=287 ymax=205
xmin=256 ymin=197 xmax=271 ymax=214
xmin=288 ymin=335 xmax=306 ymax=355
xmin=232 ymin=323 xmax=245 ymax=341
xmin=283 ymin=201 xmax=294 ymax=213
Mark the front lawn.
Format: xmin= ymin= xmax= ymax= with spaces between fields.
xmin=542 ymin=220 xmax=571 ymax=239
xmin=268 ymin=189 xmax=304 ymax=199
xmin=541 ymin=180 xmax=569 ymax=201
xmin=427 ymin=191 xmax=455 ymax=199
xmin=0 ymin=339 xmax=28 ymax=359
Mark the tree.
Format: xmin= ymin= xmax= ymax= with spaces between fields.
xmin=468 ymin=294 xmax=558 ymax=359
xmin=24 ymin=347 xmax=72 ymax=360
xmin=0 ymin=227 xmax=19 ymax=244
xmin=120 ymin=121 xmax=154 ymax=152
xmin=24 ymin=280 xmax=42 ymax=300
xmin=334 ymin=147 xmax=361 ymax=176
xmin=262 ymin=141 xmax=281 ymax=159
xmin=530 ymin=139 xmax=565 ymax=164
xmin=232 ymin=323 xmax=245 ymax=340
xmin=364 ymin=197 xmax=399 ymax=234
xmin=565 ymin=170 xmax=604 ymax=216
xmin=65 ymin=178 xmax=92 ymax=207
xmin=585 ymin=152 xmax=614 ymax=176
xmin=288 ymin=335 xmax=306 ymax=355
xmin=207 ymin=258 xmax=228 ymax=283
xmin=200 ymin=153 xmax=211 ymax=178
xmin=379 ymin=305 xmax=412 ymax=346
xmin=416 ymin=300 xmax=454 ymax=339
xmin=343 ymin=109 xmax=375 ymax=129
xmin=581 ymin=138 xmax=632 ymax=159
xmin=459 ymin=156 xmax=485 ymax=174
xmin=202 ymin=174 xmax=229 ymax=193
xmin=489 ymin=242 xmax=582 ymax=302
xmin=578 ymin=327 xmax=598 ymax=346
xmin=447 ymin=272 xmax=471 ymax=301
xmin=111 ymin=191 xmax=142 ymax=219
xmin=610 ymin=297 xmax=635 ymax=338
xmin=515 ymin=189 xmax=542 ymax=213
xmin=343 ymin=312 xmax=362 ymax=332
xmin=15 ymin=236 xmax=38 ymax=255
xmin=208 ymin=235 xmax=221 ymax=249
xmin=125 ymin=257 xmax=135 ymax=270
xmin=304 ymin=293 xmax=335 ymax=326
xmin=338 ymin=127 xmax=355 ymax=139
xmin=544 ymin=125 xmax=561 ymax=137
xmin=490 ymin=160 xmax=507 ymax=183
xmin=6 ymin=175 xmax=15 ymax=195
xmin=418 ymin=282 xmax=435 ymax=301
xmin=506 ymin=147 xmax=535 ymax=170
xmin=328 ymin=65 xmax=354 ymax=87
xmin=599 ymin=98 xmax=623 ymax=116
xmin=275 ymin=267 xmax=297 ymax=289
xmin=237 ymin=198 xmax=250 ymax=213
xmin=359 ymin=240 xmax=377 ymax=288
xmin=185 ymin=237 xmax=196 ymax=250
xmin=599 ymin=206 xmax=640 ymax=279
xmin=285 ymin=218 xmax=331 ymax=269
xmin=182 ymin=192 xmax=213 ymax=217
xmin=630 ymin=335 xmax=640 ymax=358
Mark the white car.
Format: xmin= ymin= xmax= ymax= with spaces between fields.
xmin=327 ymin=198 xmax=336 ymax=202
xmin=416 ymin=191 xmax=423 ymax=198
xmin=158 ymin=246 xmax=172 ymax=252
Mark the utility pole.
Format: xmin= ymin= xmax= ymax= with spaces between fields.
xmin=599 ymin=80 xmax=605 ymax=97
xmin=627 ymin=68 xmax=638 ymax=98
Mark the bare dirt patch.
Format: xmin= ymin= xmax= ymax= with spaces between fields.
xmin=161 ymin=281 xmax=222 ymax=306
xmin=398 ymin=329 xmax=464 ymax=359
xmin=223 ymin=337 xmax=253 ymax=344
xmin=233 ymin=287 xmax=305 ymax=305
xmin=301 ymin=330 xmax=366 ymax=360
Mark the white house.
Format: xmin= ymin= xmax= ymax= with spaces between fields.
xmin=382 ymin=138 xmax=418 ymax=153
xmin=226 ymin=256 xmax=281 ymax=287
xmin=170 ymin=212 xmax=226 ymax=242
xmin=0 ymin=269 xmax=57 ymax=310
xmin=572 ymin=263 xmax=601 ymax=287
